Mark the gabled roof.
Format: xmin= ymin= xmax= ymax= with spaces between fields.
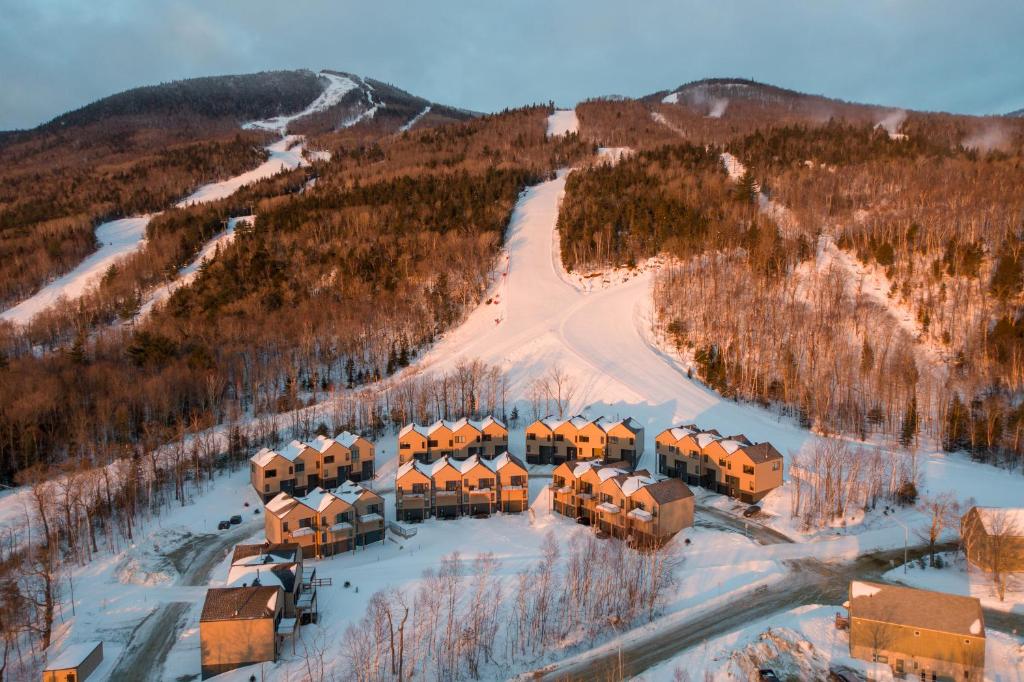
xmin=44 ymin=642 xmax=102 ymax=672
xmin=668 ymin=426 xmax=696 ymax=441
xmin=279 ymin=439 xmax=312 ymax=462
xmin=694 ymin=432 xmax=721 ymax=448
xmin=645 ymin=478 xmax=694 ymax=504
xmin=849 ymin=581 xmax=984 ymax=638
xmin=267 ymin=482 xmax=375 ymax=518
xmin=201 ymin=586 xmax=281 ymax=622
xmin=400 ymin=416 xmax=505 ymax=439
xmin=738 ymin=442 xmax=783 ymax=463
xmin=970 ymin=506 xmax=1024 ymax=536
xmin=251 ymin=447 xmax=282 ymax=468
xmin=718 ymin=439 xmax=745 ymax=454
xmin=598 ymin=416 xmax=643 ymax=434
xmin=482 ymin=451 xmax=527 ymax=473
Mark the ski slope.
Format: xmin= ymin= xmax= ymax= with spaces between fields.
xmin=0 ymin=216 xmax=151 ymax=324
xmin=404 ymin=165 xmax=811 ymax=466
xmin=175 ymin=136 xmax=310 ymax=207
xmin=242 ymin=71 xmax=359 ymax=135
xmin=546 ymin=108 xmax=579 ymax=137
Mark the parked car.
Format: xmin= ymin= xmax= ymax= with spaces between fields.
xmin=758 ymin=671 xmax=780 ymax=682
xmin=229 ymin=514 xmax=242 ymax=525
xmin=742 ymin=505 xmax=762 ymax=518
xmin=217 ymin=520 xmax=231 ymax=530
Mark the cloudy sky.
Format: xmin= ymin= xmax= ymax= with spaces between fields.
xmin=2 ymin=0 xmax=1022 ymax=130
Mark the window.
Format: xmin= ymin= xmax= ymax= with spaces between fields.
xmin=580 ymin=482 xmax=593 ymax=495
xmin=296 ymin=462 xmax=305 ymax=473
xmin=480 ymin=478 xmax=495 ymax=489
xmin=299 ymin=518 xmax=312 ymax=529
xmin=428 ymin=439 xmax=438 ymax=448
xmin=610 ymin=436 xmax=619 ymax=444
xmin=702 ymin=454 xmax=709 ymax=463
xmin=335 ymin=511 xmax=351 ymax=523
xmin=264 ymin=484 xmax=270 ymax=493
xmin=455 ymin=435 xmax=465 ymax=443
xmin=446 ymin=480 xmax=460 ymax=492
xmin=553 ymin=476 xmax=565 ymax=488
xmin=400 ymin=442 xmax=411 ymax=450
xmin=718 ymin=458 xmax=726 ymax=467
xmin=600 ymin=493 xmax=613 ymax=504
xmin=288 ymin=466 xmax=294 ymax=474
xmin=690 ymin=450 xmax=699 ymax=459
xmin=727 ymin=462 xmax=733 ymax=470
xmin=600 ymin=436 xmax=605 ymax=444
xmin=324 ymin=455 xmax=335 ymax=464
xmin=266 ymin=469 xmax=277 ymax=479
xmin=351 ymin=448 xmax=360 ymax=462
xmin=629 ymin=438 xmax=635 ymax=445
xmin=578 ymin=435 xmax=590 ymax=443
xmin=772 ymin=461 xmax=780 ymax=471
xmin=510 ymin=476 xmax=525 ymax=487
xmin=321 ymin=516 xmax=328 ymax=526
xmin=633 ymin=500 xmax=646 ymax=511
xmin=411 ymin=483 xmax=426 ymax=494
xmin=555 ymin=434 xmax=565 ymax=442
xmin=366 ymin=503 xmax=382 ymax=515
xmin=914 ymin=631 xmax=920 ymax=636
xmin=283 ymin=522 xmax=290 ymax=532
xmin=482 ymin=434 xmax=492 ymax=441
xmin=743 ymin=465 xmax=755 ymax=475
xmin=250 ymin=463 xmax=256 ymax=473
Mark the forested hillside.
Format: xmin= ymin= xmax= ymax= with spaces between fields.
xmin=565 ymin=89 xmax=1024 ymax=465
xmin=0 ymin=104 xmax=587 ymax=482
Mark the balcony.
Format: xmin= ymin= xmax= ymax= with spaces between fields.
xmin=626 ymin=508 xmax=653 ymax=523
xmin=596 ymin=502 xmax=620 ymax=514
xmin=328 ymin=522 xmax=353 ymax=536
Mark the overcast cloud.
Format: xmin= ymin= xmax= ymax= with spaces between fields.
xmin=1 ymin=0 xmax=1022 ymax=130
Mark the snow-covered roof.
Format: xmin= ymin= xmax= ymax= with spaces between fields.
xmin=332 ymin=480 xmax=368 ymax=504
xmin=572 ymin=461 xmax=598 ymax=477
xmin=849 ymin=580 xmax=984 ymax=637
xmin=279 ymin=439 xmax=311 ymax=462
xmin=269 ymin=482 xmax=375 ymax=518
xmin=226 ymin=564 xmax=297 ymax=592
xmin=251 ymin=447 xmax=281 ymax=467
xmin=718 ymin=439 xmax=744 ymax=455
xmin=569 ymin=415 xmax=594 ymax=429
xmin=619 ymin=475 xmax=657 ymax=497
xmin=266 ymin=492 xmax=296 ymax=515
xmin=974 ymin=507 xmax=1024 ymax=536
xmin=596 ymin=466 xmax=628 ymax=482
xmin=669 ymin=427 xmax=695 ymax=441
xmin=400 ymin=416 xmax=505 ymax=439
xmin=695 ymin=433 xmax=721 ymax=448
xmin=471 ymin=415 xmax=506 ymax=431
xmin=597 ymin=417 xmax=642 ymax=434
xmin=334 ymin=431 xmax=362 ymax=448
xmin=481 ymin=451 xmax=525 ymax=473
xmin=44 ymin=642 xmax=101 ymax=671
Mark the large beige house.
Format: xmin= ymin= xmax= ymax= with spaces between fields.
xmin=250 ymin=432 xmax=376 ymax=502
xmin=398 ymin=416 xmax=509 ymax=464
xmin=550 ymin=460 xmax=693 ymax=546
xmin=847 ymin=581 xmax=985 ymax=681
xmin=525 ymin=415 xmax=644 ymax=467
xmin=655 ymin=423 xmax=782 ymax=503
xmin=199 ymin=585 xmax=285 ymax=679
xmin=395 ymin=452 xmax=529 ymax=521
xmin=264 ymin=481 xmax=385 ymax=558
xmin=961 ymin=506 xmax=1024 ymax=573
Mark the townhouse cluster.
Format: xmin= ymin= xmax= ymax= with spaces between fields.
xmin=525 ymin=415 xmax=644 ymax=467
xmin=395 ymin=452 xmax=529 ymax=521
xmin=250 ymin=431 xmax=375 ymax=502
xmin=550 ymin=460 xmax=693 ymax=547
xmin=654 ymin=423 xmax=783 ymax=504
xmin=398 ymin=416 xmax=509 ymax=463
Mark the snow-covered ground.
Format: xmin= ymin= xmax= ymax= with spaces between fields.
xmin=634 ymin=604 xmax=1024 ymax=681
xmin=885 ymin=551 xmax=1024 ymax=615
xmin=546 ymin=108 xmax=579 ymax=137
xmin=400 ymin=104 xmax=432 ymax=133
xmin=0 ymin=216 xmax=151 ymax=324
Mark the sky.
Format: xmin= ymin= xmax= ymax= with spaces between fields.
xmin=1 ymin=0 xmax=1023 ymax=130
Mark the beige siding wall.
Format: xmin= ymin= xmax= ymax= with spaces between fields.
xmin=200 ymin=617 xmax=278 ymax=678
xmin=849 ymin=617 xmax=984 ymax=681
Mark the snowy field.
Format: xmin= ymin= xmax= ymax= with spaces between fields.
xmin=546 ymin=108 xmax=579 ymax=137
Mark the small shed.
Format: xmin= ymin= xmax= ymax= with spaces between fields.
xmin=42 ymin=641 xmax=103 ymax=682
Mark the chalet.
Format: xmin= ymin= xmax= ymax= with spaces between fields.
xmin=41 ymin=641 xmax=103 ymax=682
xmin=550 ymin=461 xmax=693 ymax=546
xmin=961 ymin=506 xmax=1024 ymax=573
xmin=199 ymin=586 xmax=285 ymax=679
xmin=525 ymin=415 xmax=644 ymax=466
xmin=398 ymin=416 xmax=509 ymax=463
xmin=395 ymin=452 xmax=529 ymax=520
xmin=847 ymin=581 xmax=985 ymax=681
xmin=264 ymin=481 xmax=385 ymax=559
xmin=249 ymin=432 xmax=376 ymax=502
xmin=655 ymin=423 xmax=782 ymax=503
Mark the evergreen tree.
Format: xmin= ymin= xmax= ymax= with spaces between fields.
xmin=942 ymin=393 xmax=969 ymax=452
xmin=900 ymin=394 xmax=919 ymax=448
